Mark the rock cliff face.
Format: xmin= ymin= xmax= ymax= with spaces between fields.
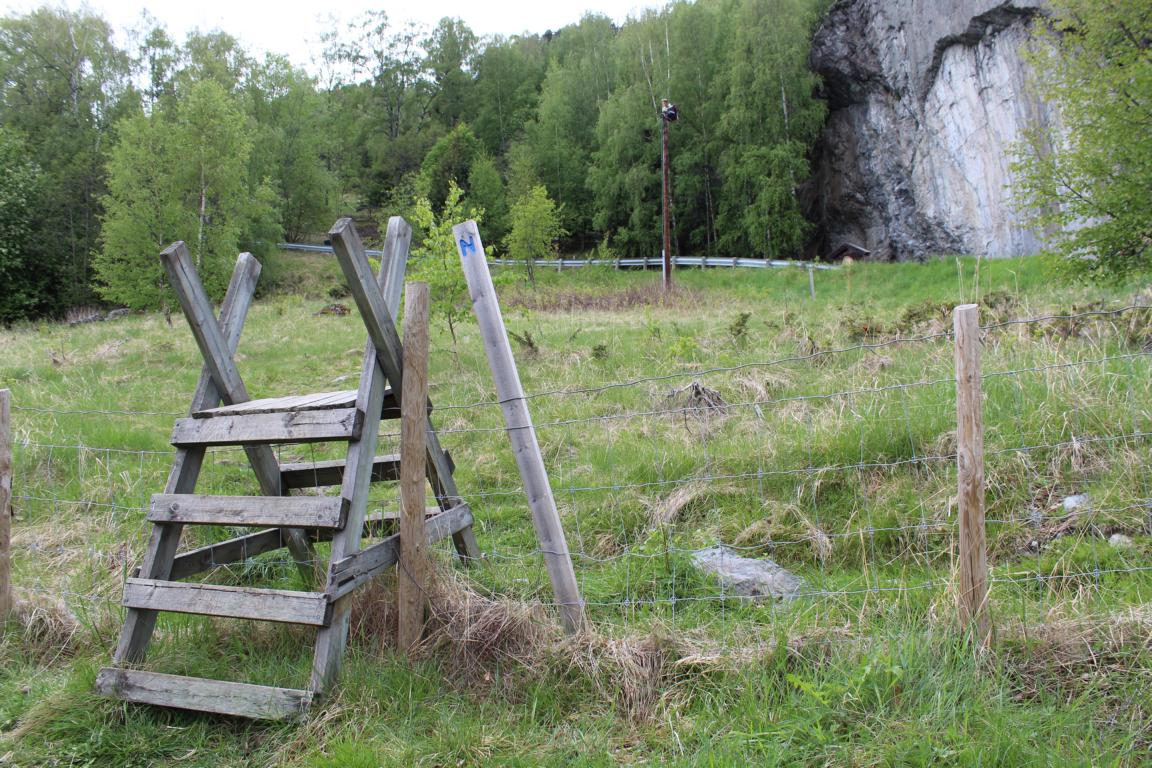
xmin=808 ymin=0 xmax=1056 ymax=260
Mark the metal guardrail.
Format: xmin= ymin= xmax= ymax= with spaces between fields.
xmin=278 ymin=243 xmax=838 ymax=271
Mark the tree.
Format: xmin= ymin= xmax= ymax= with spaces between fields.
xmin=506 ymin=185 xmax=566 ymax=286
xmin=0 ymin=8 xmax=131 ymax=309
xmin=96 ymin=80 xmax=277 ymax=308
xmin=1014 ymin=0 xmax=1152 ymax=280
xmin=468 ymin=153 xmax=508 ymax=244
xmin=408 ymin=181 xmax=483 ymax=348
xmin=418 ymin=123 xmax=482 ymax=213
xmin=0 ymin=129 xmax=50 ymax=321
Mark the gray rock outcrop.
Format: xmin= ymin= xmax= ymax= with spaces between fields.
xmin=691 ymin=546 xmax=804 ymax=600
xmin=808 ymin=0 xmax=1057 ymax=260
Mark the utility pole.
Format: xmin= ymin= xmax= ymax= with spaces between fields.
xmin=660 ymin=98 xmax=678 ymax=291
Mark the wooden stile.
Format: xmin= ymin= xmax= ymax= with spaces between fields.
xmin=101 ymin=217 xmax=481 ymax=720
xmin=954 ymin=304 xmax=991 ymax=645
xmin=398 ymin=282 xmax=431 ymax=654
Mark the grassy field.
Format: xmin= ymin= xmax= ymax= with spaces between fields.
xmin=1 ymin=252 xmax=1150 ymax=766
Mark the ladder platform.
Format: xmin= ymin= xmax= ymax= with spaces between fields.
xmin=148 ymin=494 xmax=348 ymax=528
xmin=280 ymin=451 xmax=454 ymax=489
xmin=171 ymin=407 xmax=363 ymax=447
xmin=193 ymin=388 xmax=429 ymax=420
xmin=122 ymin=578 xmax=331 ymax=626
xmin=96 ymin=668 xmax=312 ymax=721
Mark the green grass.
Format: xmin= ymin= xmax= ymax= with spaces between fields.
xmin=1 ymin=253 xmax=1151 ymax=765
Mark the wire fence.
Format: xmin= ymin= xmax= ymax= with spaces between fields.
xmin=5 ymin=304 xmax=1151 ymax=646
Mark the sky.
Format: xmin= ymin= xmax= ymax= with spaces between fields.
xmin=0 ymin=0 xmax=663 ymax=72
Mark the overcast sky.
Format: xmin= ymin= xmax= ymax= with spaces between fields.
xmin=0 ymin=0 xmax=663 ymax=72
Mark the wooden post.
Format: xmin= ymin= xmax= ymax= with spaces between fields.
xmin=454 ymin=221 xmax=586 ymax=633
xmin=398 ymin=282 xmax=430 ymax=654
xmin=807 ymin=264 xmax=816 ymax=300
xmin=954 ymin=304 xmax=990 ymax=644
xmin=0 ymin=389 xmax=11 ymax=619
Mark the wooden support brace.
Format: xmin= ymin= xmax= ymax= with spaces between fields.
xmin=455 ymin=220 xmax=585 ymax=633
xmin=115 ymin=254 xmax=263 ymax=664
xmin=160 ymin=243 xmax=316 ymax=581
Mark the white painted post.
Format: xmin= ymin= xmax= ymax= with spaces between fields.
xmin=453 ymin=221 xmax=586 ymax=633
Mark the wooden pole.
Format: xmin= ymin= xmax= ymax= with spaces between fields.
xmin=660 ymin=106 xmax=673 ymax=291
xmin=0 ymin=389 xmax=10 ymax=619
xmin=398 ymin=282 xmax=431 ymax=654
xmin=454 ymin=221 xmax=586 ymax=633
xmin=954 ymin=304 xmax=990 ymax=645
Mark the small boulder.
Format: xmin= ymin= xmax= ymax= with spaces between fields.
xmin=691 ymin=546 xmax=803 ymax=601
xmin=1108 ymin=533 xmax=1134 ymax=550
xmin=1063 ymin=494 xmax=1090 ymax=513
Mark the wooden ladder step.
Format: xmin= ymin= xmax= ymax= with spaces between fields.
xmin=279 ymin=451 xmax=454 ymax=489
xmin=149 ymin=494 xmax=348 ymax=528
xmin=122 ymin=578 xmax=331 ymax=626
xmin=171 ymin=408 xmax=363 ymax=447
xmin=281 ymin=454 xmax=400 ymax=489
xmin=96 ymin=668 xmax=312 ymax=720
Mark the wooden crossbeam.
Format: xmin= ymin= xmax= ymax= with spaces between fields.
xmin=96 ymin=669 xmax=313 ymax=721
xmin=149 ymin=494 xmax=348 ymax=528
xmin=123 ymin=579 xmax=330 ymax=626
xmin=328 ymin=504 xmax=473 ymax=602
xmin=170 ymin=408 xmax=363 ymax=446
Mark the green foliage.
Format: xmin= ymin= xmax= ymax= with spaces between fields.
xmin=1013 ymin=0 xmax=1152 ymax=280
xmin=96 ymin=80 xmax=278 ymax=309
xmin=467 ymin=153 xmax=508 ymax=243
xmin=0 ymin=7 xmax=131 ymax=310
xmin=418 ymin=123 xmax=482 ymax=214
xmin=408 ymin=180 xmax=483 ymax=344
xmin=0 ymin=128 xmax=51 ymax=322
xmin=505 ymin=185 xmax=567 ymax=285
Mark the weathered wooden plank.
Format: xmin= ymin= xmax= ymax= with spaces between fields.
xmin=328 ymin=504 xmax=473 ymax=602
xmin=171 ymin=408 xmax=362 ymax=446
xmin=96 ymin=668 xmax=312 ymax=721
xmin=116 ymin=253 xmax=261 ymax=664
xmin=196 ymin=390 xmax=355 ymax=418
xmin=122 ymin=578 xmax=330 ymax=626
xmin=455 ymin=220 xmax=584 ymax=632
xmin=398 ymin=281 xmax=431 ymax=654
xmin=0 ymin=389 xmax=11 ymax=619
xmin=167 ymin=528 xmax=288 ymax=581
xmin=311 ymin=217 xmax=403 ymax=694
xmin=281 ymin=454 xmax=401 ymax=489
xmin=954 ymin=304 xmax=990 ymax=645
xmin=149 ymin=494 xmax=347 ymax=528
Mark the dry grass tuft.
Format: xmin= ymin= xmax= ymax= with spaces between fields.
xmin=644 ymin=479 xmax=713 ymax=528
xmin=8 ymin=589 xmax=83 ymax=660
xmin=560 ymin=629 xmax=682 ymax=722
xmin=349 ymin=567 xmax=556 ymax=681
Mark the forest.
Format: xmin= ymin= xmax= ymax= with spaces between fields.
xmin=0 ymin=0 xmax=828 ymax=318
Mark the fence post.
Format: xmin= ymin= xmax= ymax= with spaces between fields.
xmin=398 ymin=282 xmax=431 ymax=655
xmin=0 ymin=389 xmax=11 ymax=619
xmin=454 ymin=220 xmax=586 ymax=634
xmin=954 ymin=304 xmax=990 ymax=644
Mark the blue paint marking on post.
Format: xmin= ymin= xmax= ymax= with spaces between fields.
xmin=459 ymin=234 xmax=476 ymax=257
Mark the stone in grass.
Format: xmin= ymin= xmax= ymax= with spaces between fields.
xmin=691 ymin=546 xmax=804 ymax=601
xmin=1108 ymin=533 xmax=1134 ymax=550
xmin=1063 ymin=494 xmax=1090 ymax=513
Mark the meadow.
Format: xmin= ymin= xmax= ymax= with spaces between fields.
xmin=0 ymin=252 xmax=1150 ymax=766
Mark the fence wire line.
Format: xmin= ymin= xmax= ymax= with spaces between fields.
xmin=6 ymin=304 xmax=1151 ymax=629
